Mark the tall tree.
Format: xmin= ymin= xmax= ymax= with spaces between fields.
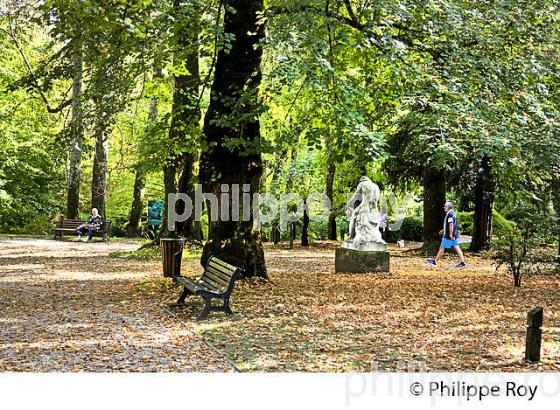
xmin=127 ymin=68 xmax=163 ymax=237
xmin=91 ymin=119 xmax=109 ymax=217
xmin=199 ymin=0 xmax=268 ymax=278
xmin=66 ymin=36 xmax=83 ymax=219
xmin=172 ymin=0 xmax=202 ymax=240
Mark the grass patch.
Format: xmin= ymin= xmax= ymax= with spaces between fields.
xmin=110 ymin=245 xmax=201 ymax=260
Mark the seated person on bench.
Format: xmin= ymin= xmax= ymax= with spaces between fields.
xmin=77 ymin=208 xmax=103 ymax=241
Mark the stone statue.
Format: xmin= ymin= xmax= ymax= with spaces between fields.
xmin=342 ymin=176 xmax=387 ymax=252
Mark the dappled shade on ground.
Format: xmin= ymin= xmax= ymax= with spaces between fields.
xmin=1 ymin=238 xmax=559 ymax=372
xmin=0 ymin=238 xmax=232 ymax=372
xmin=142 ymin=242 xmax=560 ymax=372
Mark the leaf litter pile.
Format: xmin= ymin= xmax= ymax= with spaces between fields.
xmin=1 ymin=238 xmax=559 ymax=372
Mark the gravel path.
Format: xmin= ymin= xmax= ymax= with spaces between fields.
xmin=0 ymin=238 xmax=233 ymax=372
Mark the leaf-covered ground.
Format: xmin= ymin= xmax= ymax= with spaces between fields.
xmin=141 ymin=242 xmax=560 ymax=372
xmin=0 ymin=238 xmax=233 ymax=372
xmin=2 ymin=238 xmax=559 ymax=372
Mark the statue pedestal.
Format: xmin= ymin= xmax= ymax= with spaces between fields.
xmin=335 ymin=247 xmax=390 ymax=273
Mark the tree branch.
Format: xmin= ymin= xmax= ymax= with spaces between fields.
xmin=2 ymin=25 xmax=72 ymax=113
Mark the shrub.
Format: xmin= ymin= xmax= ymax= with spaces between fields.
xmin=109 ymin=217 xmax=129 ymax=238
xmin=456 ymin=210 xmax=516 ymax=238
xmin=386 ymin=216 xmax=423 ymax=242
xmin=456 ymin=211 xmax=474 ymax=236
xmin=492 ymin=201 xmax=551 ymax=287
xmin=492 ymin=210 xmax=517 ymax=237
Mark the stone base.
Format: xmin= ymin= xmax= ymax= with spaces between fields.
xmin=341 ymin=240 xmax=387 ymax=252
xmin=335 ymin=247 xmax=390 ymax=273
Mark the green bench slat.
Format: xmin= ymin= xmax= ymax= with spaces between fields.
xmin=207 ymin=259 xmax=237 ymax=277
xmin=209 ymin=257 xmax=238 ymax=271
xmin=205 ymin=266 xmax=233 ymax=282
xmin=203 ymin=271 xmax=230 ymax=287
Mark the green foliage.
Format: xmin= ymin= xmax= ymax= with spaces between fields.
xmin=492 ymin=199 xmax=555 ymax=286
xmin=0 ymin=0 xmax=559 ymax=244
xmin=456 ymin=210 xmax=517 ymax=238
xmin=386 ymin=216 xmax=423 ymax=243
xmin=491 ymin=210 xmax=518 ymax=238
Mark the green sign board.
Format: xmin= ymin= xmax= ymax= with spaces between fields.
xmin=147 ymin=200 xmax=164 ymax=226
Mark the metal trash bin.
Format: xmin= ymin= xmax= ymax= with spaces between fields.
xmin=160 ymin=238 xmax=185 ymax=278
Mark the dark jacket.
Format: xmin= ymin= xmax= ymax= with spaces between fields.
xmin=443 ymin=211 xmax=459 ymax=240
xmin=86 ymin=215 xmax=103 ymax=229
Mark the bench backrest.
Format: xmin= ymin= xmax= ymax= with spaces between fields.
xmin=200 ymin=256 xmax=243 ymax=292
xmin=59 ymin=218 xmax=112 ymax=232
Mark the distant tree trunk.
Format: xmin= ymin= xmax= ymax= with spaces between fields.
xmin=422 ymin=166 xmax=446 ymax=254
xmin=326 ymin=134 xmax=337 ymax=240
xmin=162 ymin=165 xmax=177 ymax=237
xmin=326 ymin=160 xmax=337 ymax=240
xmin=199 ymin=0 xmax=267 ymax=278
xmin=551 ymin=176 xmax=560 ymax=256
xmin=66 ymin=39 xmax=83 ymax=219
xmin=127 ymin=169 xmax=146 ymax=237
xmin=301 ymin=199 xmax=309 ymax=246
xmin=162 ymin=0 xmax=202 ymax=240
xmin=91 ymin=126 xmax=108 ymax=218
xmin=128 ymin=68 xmax=162 ymax=237
xmin=470 ymin=157 xmax=494 ymax=252
xmin=177 ymin=153 xmax=204 ymax=240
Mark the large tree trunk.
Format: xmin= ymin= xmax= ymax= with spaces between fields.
xmin=470 ymin=157 xmax=494 ymax=252
xmin=66 ymin=39 xmax=83 ymax=219
xmin=422 ymin=166 xmax=446 ymax=254
xmin=199 ymin=0 xmax=267 ymax=278
xmin=91 ymin=126 xmax=108 ymax=218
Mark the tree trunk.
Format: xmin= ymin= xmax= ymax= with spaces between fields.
xmin=128 ymin=70 xmax=161 ymax=237
xmin=177 ymin=153 xmax=204 ymax=240
xmin=66 ymin=39 xmax=83 ymax=219
xmin=551 ymin=176 xmax=560 ymax=256
xmin=91 ymin=127 xmax=108 ymax=218
xmin=301 ymin=200 xmax=309 ymax=246
xmin=470 ymin=157 xmax=495 ymax=252
xmin=199 ymin=0 xmax=267 ymax=278
xmin=162 ymin=165 xmax=177 ymax=236
xmin=422 ymin=166 xmax=446 ymax=254
xmin=162 ymin=0 xmax=201 ymax=240
xmin=127 ymin=169 xmax=146 ymax=237
xmin=326 ymin=149 xmax=337 ymax=240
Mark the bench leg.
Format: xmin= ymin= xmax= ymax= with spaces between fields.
xmin=170 ymin=288 xmax=193 ymax=307
xmin=223 ymin=297 xmax=233 ymax=315
xmin=196 ymin=298 xmax=233 ymax=321
xmin=197 ymin=298 xmax=212 ymax=321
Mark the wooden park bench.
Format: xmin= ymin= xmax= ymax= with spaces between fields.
xmin=171 ymin=256 xmax=244 ymax=321
xmin=53 ymin=218 xmax=112 ymax=241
